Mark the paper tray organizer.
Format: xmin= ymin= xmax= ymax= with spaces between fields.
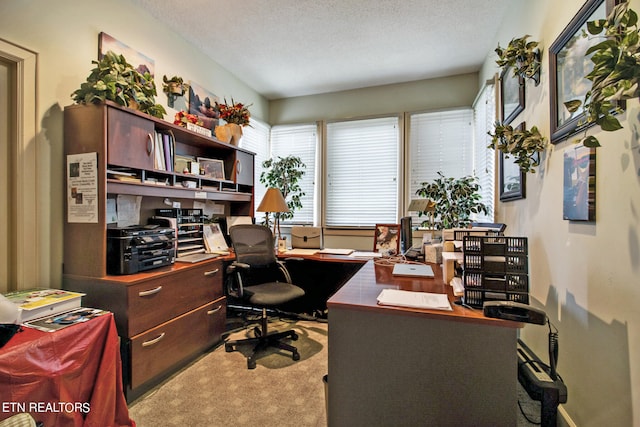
xmin=462 ymin=236 xmax=529 ymax=308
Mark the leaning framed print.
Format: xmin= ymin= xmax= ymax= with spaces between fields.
xmin=549 ymin=0 xmax=615 ymax=143
xmin=98 ymin=32 xmax=155 ymax=77
xmin=373 ymin=224 xmax=400 ymax=254
xmin=500 ymin=65 xmax=525 ymax=125
xmin=563 ymin=144 xmax=596 ymax=221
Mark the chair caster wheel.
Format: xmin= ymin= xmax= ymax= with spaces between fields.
xmin=291 ymin=332 xmax=299 ymax=341
xmin=292 ymin=351 xmax=300 ymax=361
xmin=247 ymin=357 xmax=257 ymax=369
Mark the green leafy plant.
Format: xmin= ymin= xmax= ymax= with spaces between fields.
xmin=415 ymin=172 xmax=488 ymax=230
xmin=260 ymin=155 xmax=306 ymax=234
xmin=565 ymin=0 xmax=640 ymax=147
xmin=495 ymin=35 xmax=542 ymax=85
xmin=71 ymin=51 xmax=166 ymax=119
xmin=162 ymin=75 xmax=189 ymax=108
xmin=488 ymin=122 xmax=547 ymax=173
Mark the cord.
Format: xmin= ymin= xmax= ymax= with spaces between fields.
xmin=548 ymin=320 xmax=559 ymax=380
xmin=373 ymin=255 xmax=423 ymax=267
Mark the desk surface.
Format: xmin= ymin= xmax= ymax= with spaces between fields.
xmin=328 ymin=259 xmax=521 ymax=328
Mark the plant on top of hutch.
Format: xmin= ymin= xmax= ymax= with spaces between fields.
xmin=495 ymin=35 xmax=542 ymax=86
xmin=214 ymin=98 xmax=252 ymax=145
xmin=71 ymin=51 xmax=166 ymax=119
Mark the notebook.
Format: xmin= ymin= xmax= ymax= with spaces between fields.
xmin=392 ymin=263 xmax=434 ymax=278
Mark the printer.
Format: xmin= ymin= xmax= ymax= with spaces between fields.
xmin=107 ymin=225 xmax=176 ymax=275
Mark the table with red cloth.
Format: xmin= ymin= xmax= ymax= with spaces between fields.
xmin=0 ymin=312 xmax=135 ymax=427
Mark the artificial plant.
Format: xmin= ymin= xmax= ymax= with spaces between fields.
xmin=495 ymin=35 xmax=542 ymax=85
xmin=72 ymin=51 xmax=166 ymax=118
xmin=259 ymin=155 xmax=306 ymax=235
xmin=162 ymin=75 xmax=189 ymax=108
xmin=415 ymin=172 xmax=488 ymax=230
xmin=488 ymin=122 xmax=547 ymax=173
xmin=564 ymin=0 xmax=640 ymax=147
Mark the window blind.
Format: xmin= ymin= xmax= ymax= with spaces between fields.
xmin=408 ymin=109 xmax=473 ymax=226
xmin=239 ymin=118 xmax=270 ymax=219
xmin=270 ymin=123 xmax=317 ymax=224
xmin=326 ymin=117 xmax=399 ymax=227
xmin=472 ymin=82 xmax=497 ymax=222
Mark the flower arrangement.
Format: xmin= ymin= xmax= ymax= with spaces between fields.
xmin=174 ymin=110 xmax=203 ymax=127
xmin=215 ymin=98 xmax=252 ymax=127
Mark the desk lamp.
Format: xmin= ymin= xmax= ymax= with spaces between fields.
xmin=257 ymin=187 xmax=290 ymax=242
xmin=408 ymin=198 xmax=436 ymax=235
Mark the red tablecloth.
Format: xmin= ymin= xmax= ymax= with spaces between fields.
xmin=0 ymin=313 xmax=134 ymax=427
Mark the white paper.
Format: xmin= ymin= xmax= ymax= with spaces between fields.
xmin=66 ymin=153 xmax=98 ymax=223
xmin=116 ymin=195 xmax=142 ymax=227
xmin=377 ymin=289 xmax=452 ymax=311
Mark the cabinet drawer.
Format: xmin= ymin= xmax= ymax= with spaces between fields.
xmin=127 ymin=261 xmax=223 ymax=336
xmin=107 ymin=107 xmax=155 ymax=170
xmin=130 ymin=298 xmax=226 ymax=389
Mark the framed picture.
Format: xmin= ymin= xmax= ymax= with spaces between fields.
xmin=549 ymin=0 xmax=615 ymax=143
xmin=189 ymin=81 xmax=220 ymax=131
xmin=373 ymin=224 xmax=400 ymax=254
xmin=197 ymin=157 xmax=225 ymax=180
xmin=500 ymin=65 xmax=525 ymax=125
xmin=563 ymin=144 xmax=596 ymax=221
xmin=98 ymin=32 xmax=154 ymax=77
xmin=499 ymin=122 xmax=527 ymax=202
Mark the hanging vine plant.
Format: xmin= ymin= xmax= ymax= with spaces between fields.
xmin=564 ymin=0 xmax=640 ymax=148
xmin=495 ymin=35 xmax=542 ymax=85
xmin=488 ymin=122 xmax=547 ymax=173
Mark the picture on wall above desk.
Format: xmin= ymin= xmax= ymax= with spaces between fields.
xmin=189 ymin=81 xmax=220 ymax=132
xmin=98 ymin=32 xmax=154 ymax=77
xmin=500 ymin=65 xmax=524 ymax=125
xmin=549 ymin=0 xmax=613 ymax=143
xmin=374 ymin=224 xmax=400 ymax=254
xmin=563 ymin=144 xmax=596 ymax=221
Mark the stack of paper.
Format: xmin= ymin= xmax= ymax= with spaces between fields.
xmin=377 ymin=289 xmax=452 ymax=311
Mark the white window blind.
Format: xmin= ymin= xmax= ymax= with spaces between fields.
xmin=407 ymin=109 xmax=473 ymax=226
xmin=326 ymin=117 xmax=399 ymax=227
xmin=239 ymin=118 xmax=270 ymax=219
xmin=472 ymin=81 xmax=497 ymax=222
xmin=270 ymin=123 xmax=317 ymax=224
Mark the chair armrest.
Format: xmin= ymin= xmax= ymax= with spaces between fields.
xmin=226 ymin=261 xmax=251 ymax=298
xmin=276 ymin=260 xmax=294 ymax=284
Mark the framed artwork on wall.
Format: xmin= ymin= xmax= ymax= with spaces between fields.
xmin=563 ymin=144 xmax=596 ymax=221
xmin=189 ymin=81 xmax=220 ymax=131
xmin=98 ymin=32 xmax=155 ymax=77
xmin=500 ymin=65 xmax=525 ymax=125
xmin=549 ymin=0 xmax=616 ymax=143
xmin=373 ymin=224 xmax=400 ymax=254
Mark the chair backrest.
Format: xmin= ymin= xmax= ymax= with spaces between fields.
xmin=229 ymin=224 xmax=276 ymax=267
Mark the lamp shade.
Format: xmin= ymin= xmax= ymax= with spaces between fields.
xmin=257 ymin=188 xmax=290 ymax=213
xmin=408 ymin=198 xmax=436 ymax=212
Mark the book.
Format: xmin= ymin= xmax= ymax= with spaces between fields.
xmin=4 ymin=288 xmax=85 ymax=323
xmin=23 ymin=307 xmax=109 ymax=332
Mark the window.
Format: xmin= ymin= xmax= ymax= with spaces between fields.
xmin=472 ymin=81 xmax=497 ymax=222
xmin=326 ymin=116 xmax=400 ymax=227
xmin=239 ymin=118 xmax=270 ymax=219
xmin=270 ymin=123 xmax=317 ymax=224
xmin=407 ymin=108 xmax=474 ymax=226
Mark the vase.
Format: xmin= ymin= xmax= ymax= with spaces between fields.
xmin=215 ymin=123 xmax=242 ymax=145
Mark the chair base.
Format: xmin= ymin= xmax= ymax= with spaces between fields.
xmin=224 ymin=308 xmax=300 ymax=369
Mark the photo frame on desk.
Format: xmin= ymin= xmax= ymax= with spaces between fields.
xmin=500 ymin=65 xmax=525 ymax=125
xmin=373 ymin=224 xmax=400 ymax=254
xmin=549 ymin=0 xmax=615 ymax=143
xmin=197 ymin=157 xmax=225 ymax=180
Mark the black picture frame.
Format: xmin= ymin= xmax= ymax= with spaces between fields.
xmin=500 ymin=66 xmax=525 ymax=125
xmin=549 ymin=0 xmax=616 ymax=144
xmin=499 ymin=122 xmax=526 ymax=201
xmin=563 ymin=144 xmax=596 ymax=221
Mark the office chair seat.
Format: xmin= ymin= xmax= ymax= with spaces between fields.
xmin=224 ymin=224 xmax=306 ymax=369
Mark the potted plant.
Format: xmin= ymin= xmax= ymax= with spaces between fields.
xmin=71 ymin=51 xmax=166 ymax=119
xmin=415 ymin=172 xmax=488 ymax=230
xmin=162 ymin=75 xmax=189 ymax=108
xmin=488 ymin=122 xmax=547 ymax=173
xmin=214 ymin=98 xmax=252 ymax=145
xmin=495 ymin=35 xmax=542 ymax=85
xmin=564 ymin=0 xmax=639 ymax=148
xmin=260 ymin=155 xmax=306 ymax=238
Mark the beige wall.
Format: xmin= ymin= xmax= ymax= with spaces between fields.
xmin=2 ymin=0 xmax=640 ymax=424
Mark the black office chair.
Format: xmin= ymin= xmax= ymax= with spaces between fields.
xmin=224 ymin=224 xmax=305 ymax=369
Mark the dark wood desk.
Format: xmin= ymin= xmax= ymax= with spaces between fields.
xmin=0 ymin=313 xmax=134 ymax=427
xmin=327 ymin=260 xmax=522 ymax=426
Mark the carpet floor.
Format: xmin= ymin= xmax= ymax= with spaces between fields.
xmin=128 ymin=316 xmax=542 ymax=427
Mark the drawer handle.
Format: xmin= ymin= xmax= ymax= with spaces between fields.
xmin=204 ymin=268 xmax=219 ymax=276
xmin=207 ymin=305 xmax=223 ymax=315
xmin=146 ymin=133 xmax=154 ymax=156
xmin=142 ymin=332 xmax=165 ymax=347
xmin=138 ymin=286 xmax=162 ymax=297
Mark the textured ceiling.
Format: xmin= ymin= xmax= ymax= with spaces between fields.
xmin=130 ymin=0 xmax=511 ymax=100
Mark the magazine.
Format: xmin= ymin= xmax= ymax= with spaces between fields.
xmin=24 ymin=308 xmax=109 ymax=332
